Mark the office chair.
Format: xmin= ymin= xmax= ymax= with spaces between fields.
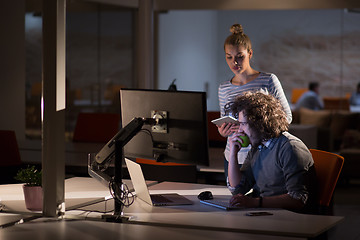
xmin=73 ymin=112 xmax=120 ymax=143
xmin=207 ymin=111 xmax=226 ymax=147
xmin=323 ymin=97 xmax=350 ymax=111
xmin=0 ymin=130 xmax=23 ymax=183
xmin=291 ymin=88 xmax=308 ymax=104
xmin=309 ymin=149 xmax=344 ymax=214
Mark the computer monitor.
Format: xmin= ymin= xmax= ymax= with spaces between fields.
xmin=88 ymin=88 xmax=209 ymax=217
xmin=120 ymin=88 xmax=209 ymax=166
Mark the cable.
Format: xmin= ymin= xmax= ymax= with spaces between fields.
xmin=0 ymin=203 xmax=6 ymax=211
xmin=139 ymin=128 xmax=154 ymax=142
xmin=108 ymin=177 xmax=134 ymax=208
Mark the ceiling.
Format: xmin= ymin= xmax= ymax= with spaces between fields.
xmin=25 ymin=0 xmax=360 ymax=12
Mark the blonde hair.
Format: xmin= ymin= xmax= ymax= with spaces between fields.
xmin=224 ymin=24 xmax=252 ymax=53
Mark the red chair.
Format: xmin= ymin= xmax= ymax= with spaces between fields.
xmin=0 ymin=130 xmax=22 ymax=167
xmin=0 ymin=130 xmax=22 ymax=183
xmin=207 ymin=111 xmax=226 ymax=147
xmin=309 ymin=149 xmax=344 ymax=214
xmin=73 ymin=112 xmax=120 ymax=143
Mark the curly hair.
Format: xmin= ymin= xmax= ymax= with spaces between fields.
xmin=224 ymin=24 xmax=252 ymax=53
xmin=230 ymin=91 xmax=289 ymax=141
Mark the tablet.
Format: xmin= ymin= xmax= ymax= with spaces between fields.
xmin=211 ymin=116 xmax=238 ymax=126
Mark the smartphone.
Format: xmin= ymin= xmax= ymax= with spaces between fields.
xmin=211 ymin=116 xmax=238 ymax=126
xmin=246 ymin=211 xmax=273 ymax=216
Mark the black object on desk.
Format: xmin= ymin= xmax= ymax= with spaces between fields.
xmin=198 ymin=191 xmax=213 ymax=200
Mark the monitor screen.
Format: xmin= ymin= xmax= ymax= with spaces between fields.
xmin=120 ymin=89 xmax=209 ymax=166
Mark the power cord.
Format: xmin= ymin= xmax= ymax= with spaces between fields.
xmin=109 ymin=177 xmax=134 ymax=208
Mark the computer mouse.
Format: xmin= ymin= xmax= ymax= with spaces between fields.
xmin=197 ymin=191 xmax=213 ymax=200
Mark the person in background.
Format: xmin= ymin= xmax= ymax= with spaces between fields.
xmin=295 ymin=82 xmax=324 ymax=110
xmin=349 ymin=82 xmax=360 ymax=106
xmin=217 ymin=23 xmax=292 ymax=183
xmin=227 ymin=91 xmax=317 ymax=213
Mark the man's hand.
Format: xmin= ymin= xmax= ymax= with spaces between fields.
xmin=230 ymin=194 xmax=258 ymax=208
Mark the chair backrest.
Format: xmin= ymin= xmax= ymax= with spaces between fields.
xmin=207 ymin=111 xmax=227 ymax=148
xmin=309 ymin=149 xmax=344 ymax=207
xmin=73 ymin=112 xmax=120 ymax=143
xmin=323 ymin=97 xmax=350 ymax=111
xmin=0 ymin=130 xmax=22 ymax=167
xmin=291 ymin=88 xmax=308 ymax=104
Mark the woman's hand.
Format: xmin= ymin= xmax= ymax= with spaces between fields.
xmin=217 ymin=123 xmax=238 ymax=137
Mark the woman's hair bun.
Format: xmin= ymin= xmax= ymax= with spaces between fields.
xmin=230 ymin=24 xmax=244 ymax=35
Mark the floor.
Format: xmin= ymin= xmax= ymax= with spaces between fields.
xmin=328 ymin=179 xmax=360 ymax=240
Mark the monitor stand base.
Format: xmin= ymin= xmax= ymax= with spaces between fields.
xmin=102 ymin=213 xmax=131 ymax=223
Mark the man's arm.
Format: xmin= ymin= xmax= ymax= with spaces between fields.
xmin=227 ymin=139 xmax=242 ymax=188
xmin=230 ymin=193 xmax=304 ymax=209
xmin=260 ymin=194 xmax=304 ymax=209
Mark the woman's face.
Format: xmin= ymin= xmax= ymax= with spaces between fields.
xmin=225 ymin=44 xmax=252 ymax=75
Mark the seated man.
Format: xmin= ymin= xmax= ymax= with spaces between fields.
xmin=350 ymin=82 xmax=360 ymax=106
xmin=227 ymin=91 xmax=317 ymax=213
xmin=295 ymin=82 xmax=324 ymax=110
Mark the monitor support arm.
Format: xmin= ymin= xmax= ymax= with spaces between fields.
xmin=112 ymin=117 xmax=144 ymax=216
xmin=88 ymin=117 xmax=161 ymax=220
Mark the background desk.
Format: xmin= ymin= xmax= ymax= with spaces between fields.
xmin=18 ymin=139 xmax=227 ymax=184
xmin=18 ymin=140 xmax=104 ymax=176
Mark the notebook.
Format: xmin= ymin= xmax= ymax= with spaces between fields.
xmin=124 ymin=158 xmax=193 ymax=206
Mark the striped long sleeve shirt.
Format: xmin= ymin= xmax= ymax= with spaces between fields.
xmin=218 ymin=72 xmax=292 ymax=163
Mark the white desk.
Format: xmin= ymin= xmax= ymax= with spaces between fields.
xmin=0 ymin=177 xmax=113 ymax=213
xmin=0 ymin=177 xmax=158 ymax=216
xmin=63 ymin=178 xmax=344 ymax=239
xmin=119 ymin=182 xmax=344 ymax=239
xmin=0 ymin=213 xmax=39 ymax=229
xmin=0 ymin=218 xmax=302 ymax=240
xmin=1 ymin=177 xmax=344 ymax=239
xmin=350 ymin=105 xmax=360 ymax=112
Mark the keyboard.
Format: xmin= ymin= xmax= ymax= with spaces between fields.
xmin=200 ymin=199 xmax=244 ymax=210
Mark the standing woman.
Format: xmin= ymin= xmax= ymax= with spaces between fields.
xmin=217 ymin=24 xmax=292 ymax=182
